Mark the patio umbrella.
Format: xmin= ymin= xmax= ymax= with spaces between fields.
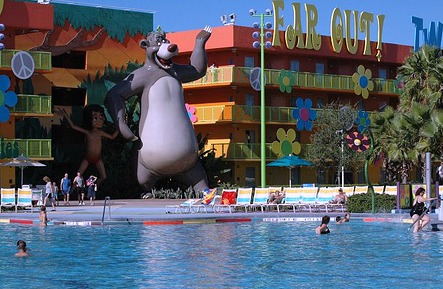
xmin=0 ymin=154 xmax=46 ymax=187
xmin=267 ymin=155 xmax=312 ymax=187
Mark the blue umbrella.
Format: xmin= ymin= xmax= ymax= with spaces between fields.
xmin=267 ymin=155 xmax=312 ymax=187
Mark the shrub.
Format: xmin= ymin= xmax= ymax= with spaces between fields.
xmin=346 ymin=193 xmax=396 ymax=213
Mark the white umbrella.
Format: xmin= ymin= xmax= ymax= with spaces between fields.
xmin=0 ymin=154 xmax=46 ymax=187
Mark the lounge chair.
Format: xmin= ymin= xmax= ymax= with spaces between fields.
xmin=214 ymin=189 xmax=237 ymax=213
xmin=190 ymin=190 xmax=221 ymax=213
xmin=277 ymin=187 xmax=302 ymax=213
xmin=165 ymin=199 xmax=202 ymax=214
xmin=249 ymin=188 xmax=270 ymax=212
xmin=299 ymin=187 xmax=318 ymax=212
xmin=384 ymin=185 xmax=397 ymax=196
xmin=229 ymin=188 xmax=253 ymax=213
xmin=317 ymin=187 xmax=344 ymax=212
xmin=342 ymin=186 xmax=355 ymax=197
xmin=1 ymin=188 xmax=16 ymax=213
xmin=16 ymin=188 xmax=34 ymax=213
xmin=354 ymin=185 xmax=369 ymax=195
xmin=373 ymin=185 xmax=385 ymax=194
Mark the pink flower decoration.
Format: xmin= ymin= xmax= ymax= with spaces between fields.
xmin=185 ymin=103 xmax=198 ymax=123
xmin=346 ymin=131 xmax=369 ymax=153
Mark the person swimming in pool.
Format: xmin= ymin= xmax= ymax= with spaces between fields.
xmin=15 ymin=240 xmax=29 ymax=257
xmin=336 ymin=213 xmax=351 ymax=224
xmin=316 ymin=215 xmax=331 ymax=234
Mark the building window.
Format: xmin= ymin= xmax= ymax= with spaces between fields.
xmin=245 ymin=167 xmax=256 ymax=188
xmin=245 ymin=130 xmax=255 ymax=144
xmin=379 ymin=68 xmax=387 ymax=79
xmin=245 ymin=94 xmax=254 ymax=115
xmin=315 ymin=63 xmax=325 ymax=74
xmin=290 ymin=60 xmax=300 ymax=72
xmin=52 ymin=87 xmax=86 ymax=106
xmin=244 ymin=56 xmax=255 ymax=68
xmin=52 ymin=51 xmax=86 ymax=69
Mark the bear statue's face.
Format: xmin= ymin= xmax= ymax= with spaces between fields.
xmin=139 ymin=31 xmax=179 ymax=69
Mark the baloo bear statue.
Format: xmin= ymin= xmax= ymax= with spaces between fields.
xmin=105 ymin=26 xmax=212 ymax=195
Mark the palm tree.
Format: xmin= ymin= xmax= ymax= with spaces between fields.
xmin=394 ymin=45 xmax=443 ymax=179
xmin=397 ymin=45 xmax=443 ymax=111
xmin=370 ymin=106 xmax=417 ymax=183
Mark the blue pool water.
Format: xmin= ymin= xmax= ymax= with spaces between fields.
xmin=1 ymin=220 xmax=443 ymax=289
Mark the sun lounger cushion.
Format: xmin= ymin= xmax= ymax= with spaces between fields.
xmin=201 ymin=188 xmax=217 ymax=205
xmin=221 ymin=190 xmax=237 ymax=205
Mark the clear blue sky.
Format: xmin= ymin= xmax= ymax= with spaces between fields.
xmin=52 ymin=0 xmax=443 ymax=46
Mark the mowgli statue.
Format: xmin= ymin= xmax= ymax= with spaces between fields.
xmin=105 ymin=26 xmax=212 ymax=197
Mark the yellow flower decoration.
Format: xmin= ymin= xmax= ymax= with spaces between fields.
xmin=352 ymin=65 xmax=374 ymax=99
xmin=271 ymin=128 xmax=301 ymax=157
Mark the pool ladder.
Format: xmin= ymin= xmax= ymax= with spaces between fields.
xmin=101 ymin=196 xmax=112 ymax=225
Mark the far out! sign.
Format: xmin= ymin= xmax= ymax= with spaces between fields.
xmin=270 ymin=1 xmax=385 ymax=61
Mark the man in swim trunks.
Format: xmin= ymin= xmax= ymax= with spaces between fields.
xmin=74 ymin=172 xmax=86 ymax=205
xmin=60 ymin=173 xmax=72 ymax=205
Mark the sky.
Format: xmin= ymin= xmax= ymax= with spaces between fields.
xmin=50 ymin=0 xmax=443 ymax=46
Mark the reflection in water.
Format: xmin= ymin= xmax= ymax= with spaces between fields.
xmin=1 ymin=221 xmax=443 ymax=288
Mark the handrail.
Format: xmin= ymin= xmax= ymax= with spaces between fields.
xmin=101 ymin=196 xmax=111 ymax=225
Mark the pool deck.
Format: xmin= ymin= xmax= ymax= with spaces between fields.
xmin=0 ymin=198 xmax=439 ymax=226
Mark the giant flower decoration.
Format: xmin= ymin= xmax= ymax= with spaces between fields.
xmin=271 ymin=128 xmax=301 ymax=157
xmin=352 ymin=65 xmax=374 ymax=99
xmin=277 ymin=69 xmax=295 ymax=93
xmin=356 ymin=110 xmax=370 ymax=133
xmin=292 ymin=97 xmax=316 ymax=131
xmin=0 ymin=75 xmax=18 ymax=123
xmin=346 ymin=131 xmax=370 ymax=152
xmin=185 ymin=103 xmax=198 ymax=123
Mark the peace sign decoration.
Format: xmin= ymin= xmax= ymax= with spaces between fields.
xmin=11 ymin=51 xmax=35 ymax=80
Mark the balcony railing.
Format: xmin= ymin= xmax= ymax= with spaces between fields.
xmin=183 ymin=66 xmax=399 ymax=94
xmin=209 ymin=142 xmax=276 ymax=160
xmin=11 ymin=94 xmax=52 ymax=115
xmin=195 ymin=104 xmax=296 ymax=124
xmin=209 ymin=141 xmax=309 ymax=161
xmin=0 ymin=50 xmax=52 ymax=71
xmin=0 ymin=139 xmax=52 ymax=159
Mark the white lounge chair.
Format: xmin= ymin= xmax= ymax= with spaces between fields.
xmin=16 ymin=188 xmax=34 ymax=212
xmin=165 ymin=199 xmax=202 ymax=214
xmin=1 ymin=188 xmax=16 ymax=212
xmin=229 ymin=188 xmax=253 ymax=213
xmin=249 ymin=188 xmax=270 ymax=212
xmin=213 ymin=189 xmax=237 ymax=213
xmin=299 ymin=187 xmax=318 ymax=212
xmin=277 ymin=187 xmax=302 ymax=213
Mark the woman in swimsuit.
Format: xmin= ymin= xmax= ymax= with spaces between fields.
xmin=316 ymin=215 xmax=331 ymax=234
xmin=411 ymin=187 xmax=436 ymax=233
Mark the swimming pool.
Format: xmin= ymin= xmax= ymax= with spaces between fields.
xmin=1 ymin=220 xmax=442 ymax=288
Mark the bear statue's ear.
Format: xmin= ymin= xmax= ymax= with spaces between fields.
xmin=140 ymin=39 xmax=149 ymax=49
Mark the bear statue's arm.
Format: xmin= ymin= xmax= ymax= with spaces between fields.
xmin=104 ymin=73 xmax=145 ymax=141
xmin=175 ymin=26 xmax=212 ymax=83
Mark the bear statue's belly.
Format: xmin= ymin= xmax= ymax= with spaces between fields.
xmin=139 ymin=76 xmax=198 ymax=175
